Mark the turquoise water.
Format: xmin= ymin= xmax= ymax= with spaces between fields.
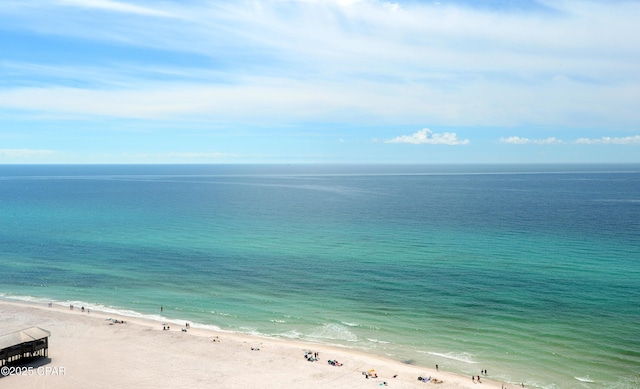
xmin=1 ymin=164 xmax=639 ymax=388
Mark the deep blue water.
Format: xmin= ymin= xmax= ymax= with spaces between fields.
xmin=1 ymin=164 xmax=639 ymax=388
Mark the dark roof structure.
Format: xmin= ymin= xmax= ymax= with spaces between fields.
xmin=0 ymin=327 xmax=50 ymax=367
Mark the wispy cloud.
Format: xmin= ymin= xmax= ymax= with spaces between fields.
xmin=500 ymin=135 xmax=640 ymax=145
xmin=0 ymin=81 xmax=438 ymax=122
xmin=500 ymin=136 xmax=563 ymax=145
xmin=384 ymin=128 xmax=469 ymax=145
xmin=162 ymin=152 xmax=238 ymax=159
xmin=0 ymin=149 xmax=56 ymax=159
xmin=575 ymin=135 xmax=640 ymax=145
xmin=59 ymin=0 xmax=175 ymax=17
xmin=0 ymin=0 xmax=638 ymax=128
xmin=1 ymin=1 xmax=640 ymax=163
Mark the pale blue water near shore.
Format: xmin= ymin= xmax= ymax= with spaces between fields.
xmin=1 ymin=164 xmax=639 ymax=388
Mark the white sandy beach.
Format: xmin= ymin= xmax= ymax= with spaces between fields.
xmin=1 ymin=300 xmax=519 ymax=389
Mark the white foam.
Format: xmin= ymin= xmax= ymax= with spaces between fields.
xmin=424 ymin=351 xmax=477 ymax=364
xmin=188 ymin=322 xmax=223 ymax=332
xmin=238 ymin=327 xmax=261 ymax=336
xmin=2 ymin=294 xmax=53 ymax=304
xmin=308 ymin=323 xmax=358 ymax=342
xmin=273 ymin=330 xmax=304 ymax=339
xmin=367 ymin=338 xmax=390 ymax=344
xmin=575 ymin=376 xmax=595 ymax=383
xmin=209 ymin=310 xmax=236 ymax=318
xmin=58 ymin=301 xmax=171 ymax=324
xmin=2 ymin=295 xmax=223 ymax=331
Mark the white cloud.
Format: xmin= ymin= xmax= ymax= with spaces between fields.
xmin=162 ymin=152 xmax=238 ymax=159
xmin=334 ymin=0 xmax=364 ymax=6
xmin=0 ymin=149 xmax=56 ymax=158
xmin=500 ymin=136 xmax=563 ymax=145
xmin=0 ymin=81 xmax=436 ymax=121
xmin=575 ymin=135 xmax=640 ymax=145
xmin=1 ymin=0 xmax=640 ymax=129
xmin=384 ymin=128 xmax=469 ymax=145
xmin=59 ymin=0 xmax=174 ymax=17
xmin=501 ymin=135 xmax=640 ymax=145
xmin=500 ymin=136 xmax=530 ymax=145
xmin=383 ymin=2 xmax=400 ymax=12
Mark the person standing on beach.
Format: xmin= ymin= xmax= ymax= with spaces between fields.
xmin=436 ymin=364 xmax=439 ymax=371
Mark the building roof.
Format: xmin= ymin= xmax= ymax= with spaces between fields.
xmin=0 ymin=327 xmax=51 ymax=350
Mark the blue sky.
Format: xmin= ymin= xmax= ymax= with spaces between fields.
xmin=1 ymin=0 xmax=639 ymax=164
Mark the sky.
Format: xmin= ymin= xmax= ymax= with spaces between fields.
xmin=1 ymin=0 xmax=639 ymax=164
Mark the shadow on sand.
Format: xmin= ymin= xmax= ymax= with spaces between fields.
xmin=0 ymin=357 xmax=52 ymax=379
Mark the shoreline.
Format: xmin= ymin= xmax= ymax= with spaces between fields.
xmin=1 ymin=299 xmax=521 ymax=388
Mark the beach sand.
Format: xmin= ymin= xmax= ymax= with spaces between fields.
xmin=1 ymin=300 xmax=518 ymax=388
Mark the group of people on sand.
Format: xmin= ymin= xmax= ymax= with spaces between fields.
xmin=363 ymin=370 xmax=378 ymax=379
xmin=362 ymin=370 xmax=392 ymax=386
xmin=418 ymin=375 xmax=443 ymax=384
xmin=304 ymin=351 xmax=319 ymax=362
xmin=304 ymin=351 xmax=343 ymax=367
xmin=163 ymin=322 xmax=192 ymax=331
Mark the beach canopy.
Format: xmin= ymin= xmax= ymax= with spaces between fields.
xmin=0 ymin=327 xmax=51 ymax=350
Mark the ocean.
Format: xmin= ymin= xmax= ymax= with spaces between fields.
xmin=1 ymin=164 xmax=639 ymax=388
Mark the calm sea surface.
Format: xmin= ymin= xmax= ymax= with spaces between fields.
xmin=1 ymin=164 xmax=639 ymax=388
